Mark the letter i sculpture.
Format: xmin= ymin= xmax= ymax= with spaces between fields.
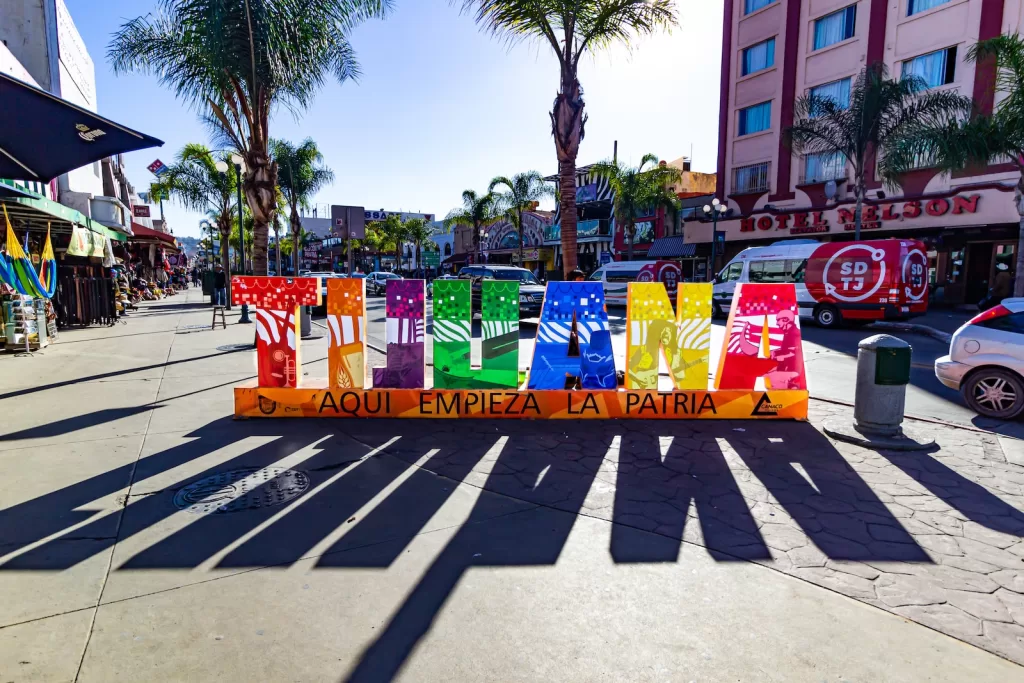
xmin=232 ymin=276 xmax=321 ymax=388
xmin=372 ymin=279 xmax=425 ymax=388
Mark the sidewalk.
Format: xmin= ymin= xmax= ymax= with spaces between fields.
xmin=0 ymin=291 xmax=1022 ymax=682
xmin=870 ymin=308 xmax=974 ymax=343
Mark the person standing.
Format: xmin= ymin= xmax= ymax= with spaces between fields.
xmin=213 ymin=263 xmax=227 ymax=306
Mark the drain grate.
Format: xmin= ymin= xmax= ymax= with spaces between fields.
xmin=217 ymin=343 xmax=255 ymax=352
xmin=173 ymin=467 xmax=310 ymax=514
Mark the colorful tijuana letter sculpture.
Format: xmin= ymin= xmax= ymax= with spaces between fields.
xmin=526 ymin=282 xmax=615 ymax=390
xmin=432 ymin=279 xmax=520 ymax=388
xmin=626 ymin=282 xmax=712 ymax=390
xmin=715 ymin=282 xmax=807 ymax=391
xmin=326 ymin=278 xmax=367 ymax=389
xmin=372 ymin=279 xmax=426 ymax=388
xmin=232 ymin=276 xmax=321 ymax=388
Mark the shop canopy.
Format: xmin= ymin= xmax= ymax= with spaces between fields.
xmin=130 ymin=222 xmax=179 ymax=251
xmin=1 ymin=190 xmax=126 ymax=242
xmin=647 ymin=236 xmax=697 ymax=259
xmin=0 ymin=71 xmax=163 ymax=183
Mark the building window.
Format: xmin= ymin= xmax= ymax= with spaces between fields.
xmin=809 ymin=77 xmax=852 ymax=113
xmin=744 ymin=0 xmax=776 ymax=14
xmin=733 ymin=162 xmax=770 ymax=194
xmin=902 ymin=47 xmax=957 ymax=88
xmin=742 ymin=38 xmax=775 ymax=76
xmin=813 ymin=6 xmax=856 ymax=50
xmin=738 ymin=101 xmax=771 ymax=135
xmin=908 ymin=0 xmax=951 ymax=16
xmin=803 ymin=151 xmax=846 ymax=183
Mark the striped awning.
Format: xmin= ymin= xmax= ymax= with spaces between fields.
xmin=647 ymin=236 xmax=697 ymax=259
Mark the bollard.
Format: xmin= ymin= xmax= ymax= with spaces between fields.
xmin=823 ymin=333 xmax=935 ymax=450
xmin=300 ymin=305 xmax=312 ymax=338
xmin=854 ymin=334 xmax=911 ymax=435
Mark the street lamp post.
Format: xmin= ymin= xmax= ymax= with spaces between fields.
xmin=231 ymin=154 xmax=251 ymax=324
xmin=478 ymin=228 xmax=488 ymax=265
xmin=702 ymin=198 xmax=729 ymax=282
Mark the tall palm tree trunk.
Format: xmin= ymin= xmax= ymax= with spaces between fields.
xmin=243 ymin=151 xmax=278 ymax=276
xmin=291 ymin=210 xmax=301 ymax=276
xmin=274 ymin=223 xmax=282 ymax=275
xmin=474 ymin=221 xmax=481 ymax=264
xmin=552 ymin=68 xmax=585 ymax=277
xmin=853 ymin=170 xmax=865 ymax=241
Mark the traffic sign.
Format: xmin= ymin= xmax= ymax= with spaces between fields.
xmin=422 ymin=251 xmax=440 ymax=266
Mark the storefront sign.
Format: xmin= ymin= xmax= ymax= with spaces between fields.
xmin=512 ymin=248 xmax=542 ymax=262
xmin=132 ymin=205 xmax=151 ymax=218
xmin=739 ymin=194 xmax=981 ymax=234
xmin=577 ymin=183 xmax=598 ymax=203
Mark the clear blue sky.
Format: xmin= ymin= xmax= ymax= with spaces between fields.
xmin=65 ymin=0 xmax=723 ymax=238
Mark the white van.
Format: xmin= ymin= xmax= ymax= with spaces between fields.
xmin=587 ymin=260 xmax=666 ymax=306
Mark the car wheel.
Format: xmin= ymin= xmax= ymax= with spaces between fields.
xmin=962 ymin=368 xmax=1024 ymax=420
xmin=711 ymin=300 xmax=724 ymax=319
xmin=814 ymin=304 xmax=840 ymax=328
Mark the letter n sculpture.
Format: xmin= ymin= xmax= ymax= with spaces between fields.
xmin=232 ymin=277 xmax=320 ymax=388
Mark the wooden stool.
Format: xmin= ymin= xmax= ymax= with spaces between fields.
xmin=212 ymin=305 xmax=227 ymax=330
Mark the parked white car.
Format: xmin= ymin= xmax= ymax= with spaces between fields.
xmin=935 ymin=298 xmax=1024 ymax=420
xmin=366 ymin=271 xmax=403 ymax=296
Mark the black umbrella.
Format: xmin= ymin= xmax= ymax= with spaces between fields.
xmin=0 ymin=71 xmax=163 ymax=183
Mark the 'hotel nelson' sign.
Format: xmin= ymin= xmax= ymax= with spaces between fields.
xmin=739 ymin=194 xmax=981 ymax=235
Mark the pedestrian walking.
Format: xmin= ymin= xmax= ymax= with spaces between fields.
xmin=213 ymin=263 xmax=227 ymax=306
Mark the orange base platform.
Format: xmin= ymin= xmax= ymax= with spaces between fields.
xmin=234 ymin=381 xmax=809 ymax=420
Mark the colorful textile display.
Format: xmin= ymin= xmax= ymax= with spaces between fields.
xmin=0 ymin=205 xmax=57 ymax=299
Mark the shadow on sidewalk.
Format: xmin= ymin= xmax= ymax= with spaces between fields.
xmin=2 ymin=417 xmax=986 ymax=681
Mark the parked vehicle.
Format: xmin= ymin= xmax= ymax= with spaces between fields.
xmin=935 ymin=299 xmax=1024 ymax=420
xmin=713 ymin=239 xmax=929 ymax=327
xmin=305 ymin=272 xmax=337 ymax=313
xmin=586 ymin=260 xmax=683 ymax=306
xmin=457 ymin=265 xmax=545 ymax=319
xmin=427 ymin=274 xmax=458 ymax=299
xmin=366 ymin=271 xmax=402 ymax=296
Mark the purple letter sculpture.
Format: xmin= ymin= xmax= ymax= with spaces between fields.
xmin=372 ymin=279 xmax=425 ymax=388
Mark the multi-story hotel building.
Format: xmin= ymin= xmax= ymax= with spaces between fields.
xmin=689 ymin=0 xmax=1023 ymax=305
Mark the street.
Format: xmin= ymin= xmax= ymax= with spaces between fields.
xmin=329 ymin=295 xmax=975 ymax=426
xmin=1 ymin=291 xmax=1024 ymax=682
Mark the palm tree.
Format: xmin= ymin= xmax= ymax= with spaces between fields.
xmin=403 ymin=217 xmax=434 ymax=275
xmin=271 ymin=138 xmax=335 ymax=276
xmin=109 ymin=0 xmax=390 ymax=276
xmin=459 ymin=1 xmax=676 ymax=275
xmin=591 ymin=154 xmax=681 ymax=262
xmin=377 ymin=214 xmax=409 ymax=271
xmin=785 ymin=63 xmax=971 ymax=240
xmin=444 ymin=190 xmax=496 ymax=266
xmin=489 ymin=171 xmax=553 ymax=266
xmin=891 ymin=34 xmax=1024 ymax=296
xmin=156 ymin=143 xmax=236 ymax=281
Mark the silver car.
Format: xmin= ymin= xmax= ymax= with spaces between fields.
xmin=935 ymin=298 xmax=1024 ymax=419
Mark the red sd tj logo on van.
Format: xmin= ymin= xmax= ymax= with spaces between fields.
xmin=902 ymin=247 xmax=929 ymax=303
xmin=637 ymin=261 xmax=682 ymax=297
xmin=805 ymin=243 xmax=888 ymax=304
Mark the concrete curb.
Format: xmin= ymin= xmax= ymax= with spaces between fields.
xmin=868 ymin=321 xmax=952 ymax=345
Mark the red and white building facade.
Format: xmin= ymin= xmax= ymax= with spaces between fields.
xmin=690 ymin=0 xmax=1024 ymax=304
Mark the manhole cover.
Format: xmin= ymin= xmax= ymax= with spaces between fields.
xmin=173 ymin=467 xmax=310 ymax=514
xmin=217 ymin=343 xmax=255 ymax=352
